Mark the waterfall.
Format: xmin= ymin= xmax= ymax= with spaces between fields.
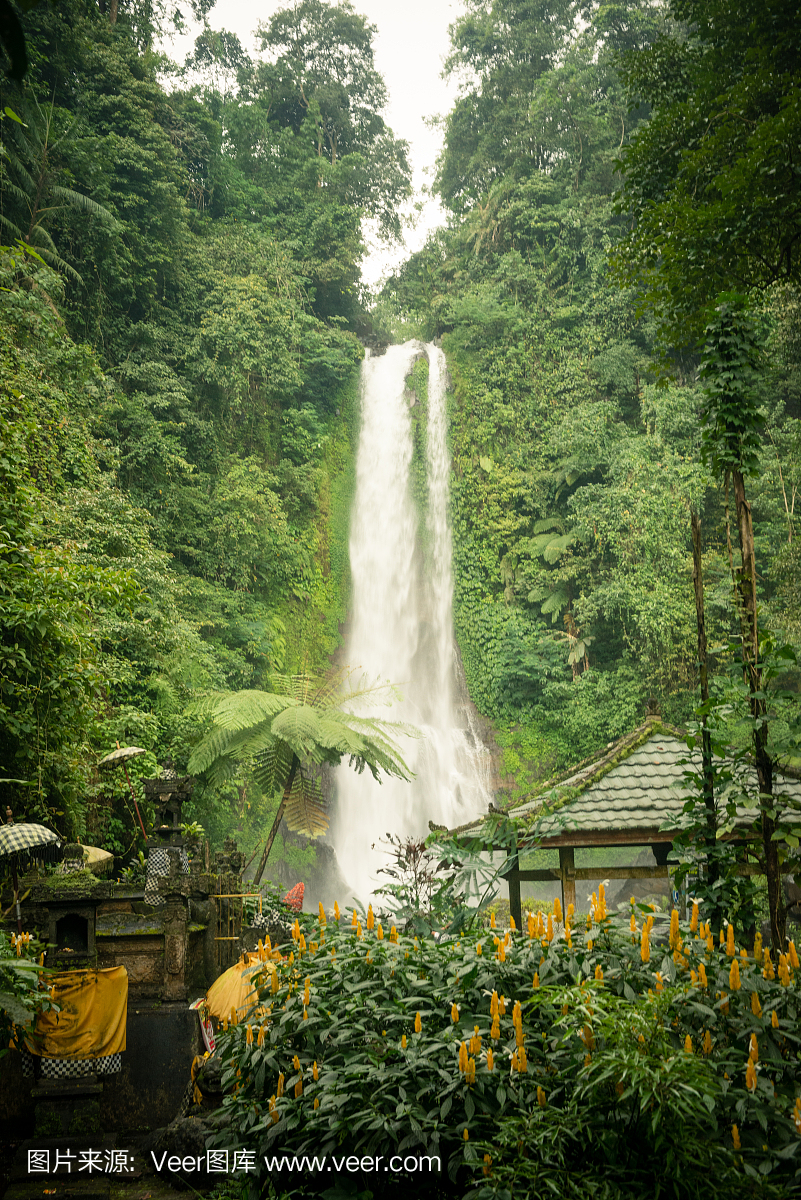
xmin=331 ymin=341 xmax=492 ymax=903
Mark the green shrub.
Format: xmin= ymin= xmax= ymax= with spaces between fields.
xmin=210 ymin=901 xmax=801 ymax=1198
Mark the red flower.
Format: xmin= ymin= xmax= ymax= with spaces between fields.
xmin=284 ymin=882 xmax=305 ymax=912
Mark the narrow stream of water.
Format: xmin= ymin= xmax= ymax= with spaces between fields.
xmin=331 ymin=341 xmax=492 ymax=903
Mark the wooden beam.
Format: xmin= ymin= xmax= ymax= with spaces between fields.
xmin=507 ymin=844 xmax=522 ymax=931
xmin=560 ymin=846 xmax=576 ymax=913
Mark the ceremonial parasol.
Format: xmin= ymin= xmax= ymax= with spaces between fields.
xmin=97 ymin=744 xmax=148 ymax=838
xmin=205 ymin=954 xmax=275 ymax=1022
xmin=0 ymin=815 xmax=62 ymax=934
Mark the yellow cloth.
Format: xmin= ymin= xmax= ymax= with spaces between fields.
xmin=29 ymin=966 xmax=127 ymax=1059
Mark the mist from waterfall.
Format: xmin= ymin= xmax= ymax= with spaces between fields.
xmin=331 ymin=341 xmax=492 ymax=903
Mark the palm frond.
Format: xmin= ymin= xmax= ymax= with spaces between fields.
xmin=49 ymin=186 xmax=119 ymax=226
xmin=283 ymin=772 xmax=328 ymax=837
xmin=269 ymin=704 xmax=324 ymax=760
xmin=252 ymin=742 xmax=294 ymax=796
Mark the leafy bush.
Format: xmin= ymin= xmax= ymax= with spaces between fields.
xmin=210 ymin=897 xmax=801 ymax=1198
xmin=0 ymin=931 xmax=54 ymax=1060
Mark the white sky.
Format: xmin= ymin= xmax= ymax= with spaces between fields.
xmin=161 ymin=0 xmax=461 ymax=289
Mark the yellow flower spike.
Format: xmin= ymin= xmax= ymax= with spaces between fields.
xmin=414 ymin=1011 xmax=422 ymax=1034
xmin=334 ymin=902 xmax=340 ymax=922
xmin=751 ymin=992 xmax=762 ymax=1018
xmin=778 ymin=954 xmax=791 ymax=987
xmin=729 ymin=958 xmax=741 ymax=991
xmin=771 ymin=1010 xmax=779 ymax=1029
xmin=537 ymin=1085 xmax=546 ymax=1108
xmin=587 ymin=938 xmax=593 ymax=952
xmin=789 ymin=941 xmax=800 ymax=971
xmin=377 ymin=924 xmax=384 ymax=940
xmin=313 ymin=1097 xmax=319 ymax=1110
xmin=726 ymin=924 xmax=735 ymax=957
xmin=690 ymin=969 xmax=698 ymax=986
xmin=269 ymin=1096 xmax=279 ymax=1124
xmin=366 ymin=904 xmax=375 ymax=931
xmin=356 ymin=921 xmax=363 ymax=940
xmin=763 ymin=947 xmax=775 ymax=980
xmin=455 ymin=1036 xmax=470 ymax=1075
xmin=401 ymin=1034 xmax=407 ymax=1049
xmin=351 ymin=909 xmax=358 ymax=927
xmin=745 ymin=1059 xmax=757 ymax=1093
xmin=246 ymin=1024 xmax=253 ymax=1044
xmin=554 ymin=896 xmax=562 ymax=923
xmin=512 ymin=1000 xmax=522 ymax=1026
xmin=476 ymin=942 xmax=483 ymax=956
xmin=490 ymin=912 xmax=496 ymax=929
xmin=732 ymin=1124 xmax=741 ymax=1151
xmin=702 ymin=1029 xmax=712 ymax=1056
xmin=640 ymin=926 xmax=650 ymax=964
xmin=504 ymin=929 xmax=511 ymax=947
xmin=498 ymin=941 xmax=506 ymax=963
xmin=684 ymin=1034 xmax=692 ymax=1054
xmin=509 ymin=915 xmax=516 ymax=931
xmin=486 ymin=1047 xmax=494 ymax=1072
xmin=277 ymin=1073 xmax=285 ymax=1098
xmin=294 ymin=1079 xmax=303 ymax=1099
xmin=630 ymin=913 xmax=637 ymax=935
xmin=471 ymin=1026 xmax=482 ymax=1056
xmin=527 ymin=912 xmax=535 ymax=939
xmin=222 ymin=1017 xmax=228 ymax=1032
xmin=318 ymin=902 xmax=326 ymax=924
xmin=292 ymin=918 xmax=300 ymax=940
xmin=465 ymin=1056 xmax=476 ymax=1085
xmin=293 ymin=1055 xmax=300 ymax=1072
xmin=594 ymin=964 xmax=604 ymax=984
xmin=257 ymin=1026 xmax=265 ymax=1047
xmin=288 ymin=951 xmax=294 ymax=965
xmin=390 ymin=924 xmax=398 ymax=943
xmin=517 ymin=1046 xmax=528 ymax=1073
xmin=699 ymin=963 xmax=708 ymax=988
xmin=463 ymin=1129 xmax=469 ymax=1142
xmin=719 ymin=927 xmax=725 ymax=945
xmin=533 ymin=972 xmax=540 ymax=989
xmin=749 ymin=1033 xmax=758 ymax=1063
xmin=499 ymin=995 xmax=507 ymax=1016
xmin=451 ymin=1003 xmax=460 ymax=1024
xmin=547 ymin=914 xmax=554 ymax=943
xmin=483 ymin=1154 xmax=492 ymax=1178
xmin=303 ymin=1007 xmax=309 ymax=1020
xmin=561 ymin=1003 xmax=569 ymax=1017
xmin=490 ymin=990 xmax=499 ymax=1018
xmin=690 ymin=901 xmax=699 ymax=934
xmin=537 ymin=912 xmax=545 ymax=938
xmin=669 ymin=909 xmax=679 ymax=950
xmin=655 ymin=972 xmax=663 ymax=993
xmin=490 ymin=1018 xmax=500 ymax=1040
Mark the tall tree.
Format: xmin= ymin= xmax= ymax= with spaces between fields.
xmin=612 ymin=0 xmax=801 ymax=351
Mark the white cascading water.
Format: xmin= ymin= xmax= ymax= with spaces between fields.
xmin=331 ymin=341 xmax=492 ymax=903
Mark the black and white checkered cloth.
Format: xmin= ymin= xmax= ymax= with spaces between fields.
xmin=19 ymin=1048 xmax=122 ymax=1078
xmin=144 ymin=847 xmax=189 ymax=905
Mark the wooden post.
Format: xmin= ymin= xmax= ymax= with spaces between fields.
xmin=507 ymin=844 xmax=522 ymax=931
xmin=559 ymin=846 xmax=575 ymax=914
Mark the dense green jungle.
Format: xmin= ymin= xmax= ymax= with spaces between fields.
xmin=0 ymin=0 xmax=799 ymax=896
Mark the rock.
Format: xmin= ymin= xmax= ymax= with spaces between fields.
xmin=142 ymin=1117 xmax=212 ymax=1188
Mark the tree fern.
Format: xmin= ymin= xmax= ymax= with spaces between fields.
xmin=186 ymin=673 xmax=418 ymax=882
